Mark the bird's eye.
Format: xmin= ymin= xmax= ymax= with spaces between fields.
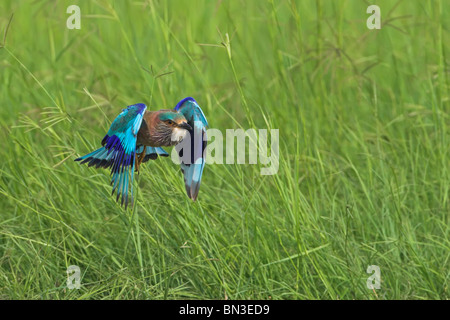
xmin=166 ymin=120 xmax=174 ymax=125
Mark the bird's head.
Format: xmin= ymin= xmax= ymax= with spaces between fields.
xmin=156 ymin=110 xmax=192 ymax=145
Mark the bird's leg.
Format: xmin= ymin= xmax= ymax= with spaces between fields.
xmin=138 ymin=149 xmax=146 ymax=166
xmin=135 ymin=153 xmax=140 ymax=173
xmin=135 ymin=149 xmax=146 ymax=173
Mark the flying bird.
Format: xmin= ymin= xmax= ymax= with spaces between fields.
xmin=75 ymin=97 xmax=208 ymax=208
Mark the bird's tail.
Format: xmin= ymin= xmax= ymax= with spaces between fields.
xmin=136 ymin=146 xmax=169 ymax=162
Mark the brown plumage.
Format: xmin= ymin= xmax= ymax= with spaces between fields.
xmin=137 ymin=110 xmax=191 ymax=147
xmin=135 ymin=110 xmax=192 ymax=171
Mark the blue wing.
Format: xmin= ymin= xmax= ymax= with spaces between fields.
xmin=174 ymin=97 xmax=208 ymax=201
xmin=75 ymin=103 xmax=147 ymax=208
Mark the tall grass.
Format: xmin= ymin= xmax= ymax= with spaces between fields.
xmin=0 ymin=0 xmax=448 ymax=299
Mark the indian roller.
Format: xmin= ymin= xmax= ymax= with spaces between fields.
xmin=75 ymin=97 xmax=208 ymax=208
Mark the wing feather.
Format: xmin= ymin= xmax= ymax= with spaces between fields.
xmin=174 ymin=97 xmax=208 ymax=201
xmin=76 ymin=103 xmax=147 ymax=208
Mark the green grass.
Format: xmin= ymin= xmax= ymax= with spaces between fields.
xmin=0 ymin=0 xmax=448 ymax=299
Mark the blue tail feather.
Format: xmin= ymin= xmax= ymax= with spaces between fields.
xmin=135 ymin=145 xmax=169 ymax=162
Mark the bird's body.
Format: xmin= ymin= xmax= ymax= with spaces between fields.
xmin=137 ymin=110 xmax=189 ymax=147
xmin=75 ymin=97 xmax=208 ymax=208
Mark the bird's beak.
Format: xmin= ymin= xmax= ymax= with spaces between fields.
xmin=178 ymin=122 xmax=192 ymax=131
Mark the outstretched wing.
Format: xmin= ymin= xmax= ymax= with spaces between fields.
xmin=75 ymin=103 xmax=146 ymax=208
xmin=174 ymin=97 xmax=208 ymax=201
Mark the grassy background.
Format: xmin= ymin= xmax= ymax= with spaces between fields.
xmin=0 ymin=0 xmax=448 ymax=299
